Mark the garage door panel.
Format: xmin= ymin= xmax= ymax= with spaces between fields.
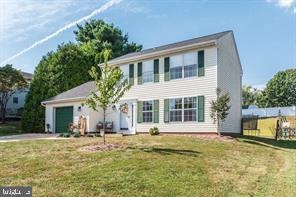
xmin=55 ymin=106 xmax=73 ymax=133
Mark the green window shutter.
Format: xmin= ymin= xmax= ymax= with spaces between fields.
xmin=137 ymin=62 xmax=142 ymax=85
xmin=198 ymin=96 xmax=205 ymax=122
xmin=164 ymin=57 xmax=170 ymax=81
xmin=129 ymin=64 xmax=134 ymax=86
xmin=154 ymin=59 xmax=159 ymax=83
xmin=198 ymin=50 xmax=205 ymax=77
xmin=137 ymin=101 xmax=143 ymax=123
xmin=153 ymin=100 xmax=159 ymax=123
xmin=164 ymin=99 xmax=169 ymax=123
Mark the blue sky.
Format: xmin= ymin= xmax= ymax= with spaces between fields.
xmin=0 ymin=0 xmax=295 ymax=88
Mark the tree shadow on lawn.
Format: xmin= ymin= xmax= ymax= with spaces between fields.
xmin=127 ymin=147 xmax=201 ymax=157
xmin=239 ymin=135 xmax=296 ymax=150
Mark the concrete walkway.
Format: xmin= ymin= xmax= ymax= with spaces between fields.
xmin=0 ymin=134 xmax=60 ymax=142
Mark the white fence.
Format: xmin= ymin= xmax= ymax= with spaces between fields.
xmin=242 ymin=106 xmax=296 ymax=118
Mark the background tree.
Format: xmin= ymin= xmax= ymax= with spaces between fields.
xmin=22 ymin=20 xmax=142 ymax=132
xmin=84 ymin=49 xmax=130 ymax=144
xmin=74 ymin=19 xmax=142 ymax=62
xmin=257 ymin=69 xmax=296 ymax=107
xmin=22 ymin=43 xmax=97 ymax=132
xmin=242 ymin=85 xmax=261 ymax=109
xmin=0 ymin=64 xmax=27 ymax=123
xmin=210 ymin=88 xmax=231 ymax=136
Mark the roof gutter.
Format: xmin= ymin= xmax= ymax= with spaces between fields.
xmin=99 ymin=40 xmax=217 ymax=66
xmin=41 ymin=97 xmax=86 ymax=105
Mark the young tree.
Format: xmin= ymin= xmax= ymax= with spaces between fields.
xmin=0 ymin=64 xmax=27 ymax=123
xmin=210 ymin=88 xmax=231 ymax=136
xmin=84 ymin=49 xmax=130 ymax=144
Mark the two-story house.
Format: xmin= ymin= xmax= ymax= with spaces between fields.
xmin=42 ymin=30 xmax=242 ymax=135
xmin=6 ymin=72 xmax=33 ymax=118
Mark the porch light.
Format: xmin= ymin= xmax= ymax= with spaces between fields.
xmin=112 ymin=104 xmax=120 ymax=111
xmin=78 ymin=106 xmax=82 ymax=112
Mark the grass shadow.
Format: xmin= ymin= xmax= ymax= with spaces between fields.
xmin=239 ymin=135 xmax=296 ymax=150
xmin=127 ymin=147 xmax=201 ymax=157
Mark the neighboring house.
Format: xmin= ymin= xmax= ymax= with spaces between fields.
xmin=6 ymin=72 xmax=33 ymax=118
xmin=42 ymin=30 xmax=242 ymax=134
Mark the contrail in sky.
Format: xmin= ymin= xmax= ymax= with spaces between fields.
xmin=0 ymin=0 xmax=123 ymax=66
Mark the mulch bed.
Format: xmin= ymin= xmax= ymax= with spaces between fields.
xmin=164 ymin=134 xmax=236 ymax=142
xmin=79 ymin=143 xmax=125 ymax=152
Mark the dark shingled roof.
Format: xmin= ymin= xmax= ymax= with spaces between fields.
xmin=43 ymin=81 xmax=96 ymax=103
xmin=109 ymin=30 xmax=232 ymax=63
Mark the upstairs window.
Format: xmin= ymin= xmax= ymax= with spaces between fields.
xmin=169 ymin=98 xmax=182 ymax=122
xmin=184 ymin=52 xmax=197 ymax=78
xmin=142 ymin=60 xmax=153 ymax=83
xmin=121 ymin=64 xmax=129 ymax=81
xmin=13 ymin=97 xmax=18 ymax=104
xmin=142 ymin=101 xmax=153 ymax=122
xmin=166 ymin=50 xmax=203 ymax=81
xmin=170 ymin=55 xmax=183 ymax=80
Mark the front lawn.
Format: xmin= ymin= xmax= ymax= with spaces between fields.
xmin=0 ymin=135 xmax=295 ymax=196
xmin=0 ymin=121 xmax=23 ymax=136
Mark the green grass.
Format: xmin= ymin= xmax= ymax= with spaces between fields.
xmin=0 ymin=121 xmax=23 ymax=136
xmin=0 ymin=135 xmax=295 ymax=196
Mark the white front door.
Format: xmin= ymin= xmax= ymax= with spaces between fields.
xmin=119 ymin=102 xmax=136 ymax=135
xmin=120 ymin=111 xmax=129 ymax=130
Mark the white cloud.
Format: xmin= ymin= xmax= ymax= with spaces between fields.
xmin=118 ymin=1 xmax=150 ymax=14
xmin=266 ymin=0 xmax=296 ymax=13
xmin=0 ymin=0 xmax=123 ymax=66
xmin=278 ymin=0 xmax=294 ymax=7
xmin=252 ymin=84 xmax=266 ymax=91
xmin=0 ymin=0 xmax=77 ymax=41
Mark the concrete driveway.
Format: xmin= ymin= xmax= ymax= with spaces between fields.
xmin=0 ymin=134 xmax=60 ymax=142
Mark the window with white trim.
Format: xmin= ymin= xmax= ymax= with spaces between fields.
xmin=184 ymin=52 xmax=197 ymax=78
xmin=142 ymin=101 xmax=153 ymax=122
xmin=184 ymin=97 xmax=197 ymax=121
xmin=169 ymin=98 xmax=182 ymax=122
xmin=170 ymin=55 xmax=183 ymax=80
xmin=169 ymin=51 xmax=200 ymax=80
xmin=13 ymin=97 xmax=18 ymax=104
xmin=142 ymin=60 xmax=153 ymax=83
xmin=121 ymin=64 xmax=129 ymax=81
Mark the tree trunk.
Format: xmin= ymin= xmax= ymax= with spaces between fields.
xmin=103 ymin=109 xmax=106 ymax=145
xmin=1 ymin=106 xmax=5 ymax=124
xmin=217 ymin=118 xmax=221 ymax=137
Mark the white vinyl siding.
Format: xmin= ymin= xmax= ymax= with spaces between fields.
xmin=217 ymin=32 xmax=242 ymax=133
xmin=121 ymin=46 xmax=218 ymax=133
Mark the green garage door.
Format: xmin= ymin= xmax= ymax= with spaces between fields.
xmin=55 ymin=106 xmax=73 ymax=133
